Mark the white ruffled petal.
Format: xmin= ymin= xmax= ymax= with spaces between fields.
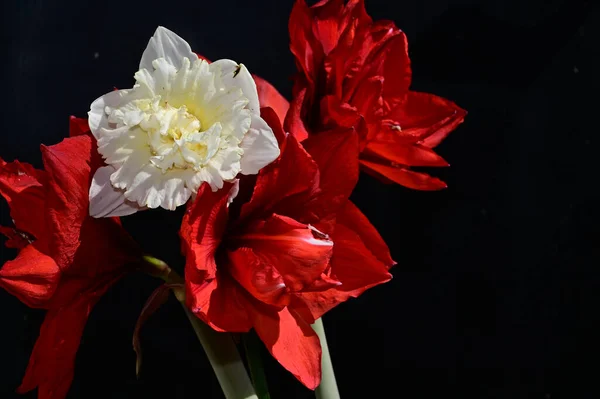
xmin=208 ymin=145 xmax=242 ymax=182
xmin=110 ymin=149 xmax=151 ymax=190
xmin=210 ymin=59 xmax=260 ymax=115
xmin=139 ymin=26 xmax=197 ymax=71
xmin=88 ymin=89 xmax=128 ymax=139
xmin=239 ymin=113 xmax=280 ymax=175
xmin=88 ymin=27 xmax=279 ymax=216
xmin=89 ymin=166 xmax=142 ymax=218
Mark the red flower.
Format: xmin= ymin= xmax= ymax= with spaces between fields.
xmin=0 ymin=118 xmax=140 ymax=399
xmin=180 ymin=107 xmax=394 ymax=389
xmin=286 ymin=0 xmax=467 ymax=190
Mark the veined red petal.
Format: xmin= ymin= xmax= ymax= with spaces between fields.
xmin=298 ymin=223 xmax=391 ymax=319
xmin=364 ymin=141 xmax=449 ymax=168
xmin=251 ymin=305 xmax=322 ymax=390
xmin=351 ymin=75 xmax=384 ymax=121
xmin=17 ymin=273 xmax=120 ymax=399
xmin=311 ymin=0 xmax=371 ymax=55
xmin=232 ymin=214 xmax=334 ymax=298
xmin=284 ymin=87 xmax=310 ymax=143
xmin=311 ymin=0 xmax=347 ymax=54
xmin=319 ymin=95 xmax=360 ymax=129
xmin=303 ymin=127 xmax=360 ymax=218
xmin=337 ymin=201 xmax=395 ymax=267
xmin=386 ymin=91 xmax=466 ymax=148
xmin=289 ymin=0 xmax=324 ymax=85
xmin=0 ymin=158 xmax=47 ymax=246
xmin=254 ymin=75 xmax=289 ymax=125
xmin=71 ymin=217 xmax=140 ymax=278
xmin=379 ymin=33 xmax=411 ymax=108
xmin=186 ymin=272 xmax=253 ymax=332
xmin=69 ymin=116 xmax=91 ymax=137
xmin=181 ymin=182 xmax=233 ymax=279
xmin=335 ymin=22 xmax=406 ymax=106
xmin=41 ymin=135 xmax=100 ymax=269
xmin=0 ymin=245 xmax=60 ymax=308
xmin=227 ymin=246 xmax=290 ymax=307
xmin=329 ymin=224 xmax=392 ymax=290
xmin=360 ymin=159 xmax=448 ymax=191
xmin=240 ymin=132 xmax=319 ymax=223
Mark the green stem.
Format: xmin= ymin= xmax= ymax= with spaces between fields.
xmin=312 ymin=318 xmax=340 ymax=399
xmin=181 ymin=305 xmax=258 ymax=399
xmin=143 ymin=256 xmax=258 ymax=399
xmin=243 ymin=333 xmax=271 ymax=399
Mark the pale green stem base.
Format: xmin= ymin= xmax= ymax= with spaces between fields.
xmin=142 ymin=256 xmax=258 ymax=399
xmin=181 ymin=304 xmax=258 ymax=399
xmin=312 ymin=318 xmax=340 ymax=399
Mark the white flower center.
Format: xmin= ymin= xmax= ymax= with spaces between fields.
xmin=122 ymin=99 xmax=217 ymax=172
xmin=95 ymin=57 xmax=254 ymax=209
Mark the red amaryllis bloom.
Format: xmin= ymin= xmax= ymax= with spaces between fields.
xmin=0 ymin=118 xmax=140 ymax=399
xmin=286 ymin=0 xmax=467 ymax=190
xmin=180 ymin=107 xmax=394 ymax=389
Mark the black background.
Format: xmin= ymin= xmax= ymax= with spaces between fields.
xmin=1 ymin=0 xmax=598 ymax=398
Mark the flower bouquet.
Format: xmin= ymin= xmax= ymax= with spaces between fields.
xmin=0 ymin=1 xmax=465 ymax=398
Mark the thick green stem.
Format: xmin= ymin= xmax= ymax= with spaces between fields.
xmin=312 ymin=318 xmax=340 ymax=399
xmin=243 ymin=333 xmax=271 ymax=399
xmin=181 ymin=304 xmax=258 ymax=399
xmin=143 ymin=256 xmax=258 ymax=399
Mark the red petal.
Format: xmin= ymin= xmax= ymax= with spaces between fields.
xmin=311 ymin=0 xmax=371 ymax=55
xmin=17 ymin=275 xmax=119 ymax=398
xmin=329 ymin=224 xmax=392 ymax=290
xmin=231 ymin=214 xmax=334 ymax=302
xmin=289 ymin=0 xmax=324 ymax=85
xmin=0 ymin=245 xmax=60 ymax=308
xmin=311 ymin=0 xmax=347 ymax=54
xmin=240 ymin=132 xmax=319 ymax=223
xmin=379 ymin=33 xmax=412 ymax=109
xmin=180 ymin=183 xmax=232 ymax=280
xmin=251 ymin=305 xmax=322 ymax=390
xmin=319 ymin=95 xmax=360 ymax=129
xmin=70 ymin=215 xmax=140 ymax=278
xmin=41 ymin=136 xmax=99 ymax=269
xmin=302 ymin=127 xmax=360 ymax=218
xmin=254 ymin=75 xmax=289 ymax=125
xmin=360 ymin=159 xmax=448 ymax=190
xmin=337 ymin=201 xmax=395 ymax=267
xmin=351 ymin=75 xmax=384 ymax=121
xmin=69 ymin=116 xmax=91 ymax=137
xmin=0 ymin=158 xmax=47 ymax=246
xmin=186 ymin=272 xmax=253 ymax=332
xmin=333 ymin=20 xmax=406 ymax=106
xmin=41 ymin=135 xmax=139 ymax=275
xmin=298 ymin=224 xmax=391 ymax=319
xmin=284 ymin=87 xmax=310 ymax=143
xmin=227 ymin=246 xmax=289 ymax=307
xmin=181 ymin=183 xmax=253 ymax=331
xmin=364 ymin=141 xmax=449 ymax=167
xmin=386 ymin=91 xmax=466 ymax=148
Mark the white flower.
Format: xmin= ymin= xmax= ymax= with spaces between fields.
xmin=88 ymin=26 xmax=280 ymax=218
